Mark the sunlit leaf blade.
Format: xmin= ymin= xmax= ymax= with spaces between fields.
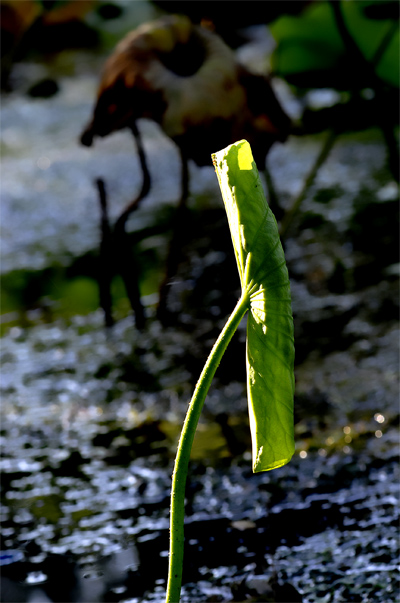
xmin=212 ymin=140 xmax=295 ymax=472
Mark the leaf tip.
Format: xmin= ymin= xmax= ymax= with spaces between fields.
xmin=211 ymin=139 xmax=254 ymax=171
xmin=237 ymin=140 xmax=255 ymax=171
xmin=253 ymin=454 xmax=294 ymax=473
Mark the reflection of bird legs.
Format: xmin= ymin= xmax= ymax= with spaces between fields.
xmin=97 ymin=122 xmax=150 ymax=329
xmin=113 ymin=122 xmax=150 ymax=330
xmin=97 ymin=122 xmax=190 ymax=328
xmin=96 ymin=178 xmax=114 ymax=328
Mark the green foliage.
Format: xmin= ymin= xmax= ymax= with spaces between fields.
xmin=341 ymin=1 xmax=399 ymax=87
xmin=270 ymin=2 xmax=345 ymax=87
xmin=212 ymin=140 xmax=295 ymax=472
xmin=270 ymin=0 xmax=399 ymax=89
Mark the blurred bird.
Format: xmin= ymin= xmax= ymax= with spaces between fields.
xmin=81 ymin=14 xmax=290 ymax=165
xmin=80 ymin=15 xmax=291 ymax=326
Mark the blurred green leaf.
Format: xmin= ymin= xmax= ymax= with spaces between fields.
xmin=341 ymin=1 xmax=399 ymax=87
xmin=270 ymin=2 xmax=345 ymax=87
xmin=270 ymin=0 xmax=399 ymax=89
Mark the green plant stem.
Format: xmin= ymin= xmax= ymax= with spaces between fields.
xmin=279 ymin=129 xmax=336 ymax=238
xmin=165 ymin=292 xmax=250 ymax=603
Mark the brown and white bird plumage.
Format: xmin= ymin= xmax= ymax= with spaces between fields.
xmin=81 ymin=15 xmax=290 ymax=166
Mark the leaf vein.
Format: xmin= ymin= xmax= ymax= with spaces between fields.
xmin=249 ymin=320 xmax=293 ymax=371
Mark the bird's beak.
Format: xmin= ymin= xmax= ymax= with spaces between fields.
xmin=80 ymin=123 xmax=95 ymax=147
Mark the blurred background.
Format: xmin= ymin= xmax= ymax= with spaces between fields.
xmin=1 ymin=1 xmax=399 ymax=602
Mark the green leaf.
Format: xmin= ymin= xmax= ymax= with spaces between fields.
xmin=269 ymin=2 xmax=346 ymax=88
xmin=212 ymin=140 xmax=295 ymax=472
xmin=270 ymin=0 xmax=399 ymax=89
xmin=341 ymin=0 xmax=399 ymax=88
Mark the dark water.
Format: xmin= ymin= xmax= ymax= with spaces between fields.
xmin=1 ymin=24 xmax=399 ymax=603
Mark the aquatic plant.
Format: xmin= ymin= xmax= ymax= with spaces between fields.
xmin=166 ymin=139 xmax=295 ymax=603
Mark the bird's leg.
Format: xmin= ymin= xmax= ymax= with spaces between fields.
xmin=113 ymin=122 xmax=151 ymax=330
xmin=157 ymin=149 xmax=189 ymax=325
xmin=115 ymin=122 xmax=151 ymax=227
xmin=96 ymin=178 xmax=115 ymax=328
